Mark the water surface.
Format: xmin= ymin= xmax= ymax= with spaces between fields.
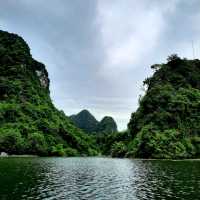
xmin=0 ymin=157 xmax=199 ymax=199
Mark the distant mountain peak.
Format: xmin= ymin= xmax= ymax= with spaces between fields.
xmin=78 ymin=109 xmax=93 ymax=116
xmin=70 ymin=110 xmax=98 ymax=133
xmin=97 ymin=116 xmax=118 ymax=133
xmin=70 ymin=110 xmax=118 ymax=134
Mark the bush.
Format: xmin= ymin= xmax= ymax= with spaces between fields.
xmin=27 ymin=132 xmax=48 ymax=156
xmin=0 ymin=128 xmax=25 ymax=154
xmin=111 ymin=142 xmax=127 ymax=158
xmin=64 ymin=147 xmax=79 ymax=156
xmin=51 ymin=144 xmax=65 ymax=156
xmin=51 ymin=144 xmax=79 ymax=157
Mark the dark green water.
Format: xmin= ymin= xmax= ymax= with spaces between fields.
xmin=0 ymin=157 xmax=199 ymax=200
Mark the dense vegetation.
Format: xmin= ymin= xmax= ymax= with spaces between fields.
xmin=110 ymin=55 xmax=200 ymax=159
xmin=0 ymin=30 xmax=98 ymax=156
xmin=96 ymin=130 xmax=130 ymax=157
xmin=70 ymin=110 xmax=118 ymax=134
xmin=1 ymin=30 xmax=199 ymax=159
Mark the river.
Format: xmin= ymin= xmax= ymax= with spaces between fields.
xmin=0 ymin=157 xmax=199 ymax=199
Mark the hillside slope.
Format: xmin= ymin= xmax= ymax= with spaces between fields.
xmin=0 ymin=30 xmax=97 ymax=156
xmin=127 ymin=55 xmax=200 ymax=158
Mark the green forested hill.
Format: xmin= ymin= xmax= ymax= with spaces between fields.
xmin=103 ymin=55 xmax=200 ymax=159
xmin=0 ymin=30 xmax=97 ymax=156
xmin=70 ymin=110 xmax=118 ymax=134
xmin=70 ymin=110 xmax=99 ymax=133
xmin=127 ymin=55 xmax=200 ymax=158
xmin=97 ymin=116 xmax=118 ymax=133
xmin=2 ymin=30 xmax=199 ymax=159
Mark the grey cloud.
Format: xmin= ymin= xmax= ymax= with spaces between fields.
xmin=0 ymin=0 xmax=200 ymax=130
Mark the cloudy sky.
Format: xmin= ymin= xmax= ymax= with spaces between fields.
xmin=1 ymin=0 xmax=200 ymax=130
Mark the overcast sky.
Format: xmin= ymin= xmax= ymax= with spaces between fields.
xmin=1 ymin=0 xmax=200 ymax=130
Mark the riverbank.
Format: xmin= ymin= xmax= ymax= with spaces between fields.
xmin=0 ymin=155 xmax=200 ymax=161
xmin=0 ymin=154 xmax=38 ymax=158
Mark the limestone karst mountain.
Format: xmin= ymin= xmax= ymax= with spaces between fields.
xmin=127 ymin=55 xmax=200 ymax=158
xmin=70 ymin=110 xmax=118 ymax=134
xmin=0 ymin=30 xmax=97 ymax=156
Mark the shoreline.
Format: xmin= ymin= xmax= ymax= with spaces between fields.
xmin=0 ymin=155 xmax=200 ymax=160
xmin=0 ymin=155 xmax=39 ymax=158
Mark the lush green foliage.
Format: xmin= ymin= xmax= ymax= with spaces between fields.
xmin=127 ymin=55 xmax=200 ymax=158
xmin=96 ymin=130 xmax=130 ymax=156
xmin=2 ymin=30 xmax=199 ymax=159
xmin=0 ymin=30 xmax=98 ymax=156
xmin=70 ymin=110 xmax=118 ymax=134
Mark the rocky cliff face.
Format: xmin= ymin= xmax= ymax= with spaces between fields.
xmin=0 ymin=30 xmax=97 ymax=156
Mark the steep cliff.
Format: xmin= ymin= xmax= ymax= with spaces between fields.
xmin=0 ymin=30 xmax=97 ymax=156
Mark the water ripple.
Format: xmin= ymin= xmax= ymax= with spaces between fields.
xmin=0 ymin=157 xmax=200 ymax=200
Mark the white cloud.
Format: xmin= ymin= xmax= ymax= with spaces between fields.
xmin=92 ymin=0 xmax=181 ymax=129
xmin=97 ymin=0 xmax=178 ymax=74
xmin=2 ymin=0 xmax=200 ymax=131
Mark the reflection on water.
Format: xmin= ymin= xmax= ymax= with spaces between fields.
xmin=0 ymin=157 xmax=199 ymax=199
